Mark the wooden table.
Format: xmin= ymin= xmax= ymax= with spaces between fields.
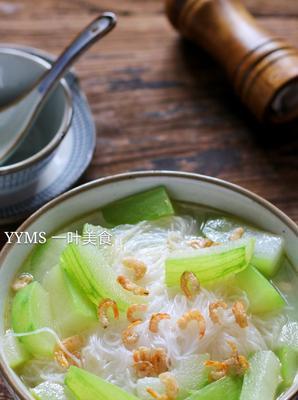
xmin=0 ymin=0 xmax=297 ymax=398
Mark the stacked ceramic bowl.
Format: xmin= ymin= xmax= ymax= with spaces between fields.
xmin=0 ymin=46 xmax=96 ymax=225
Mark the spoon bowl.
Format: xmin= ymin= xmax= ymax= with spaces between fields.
xmin=0 ymin=47 xmax=72 ymax=192
xmin=0 ymin=13 xmax=116 ymax=164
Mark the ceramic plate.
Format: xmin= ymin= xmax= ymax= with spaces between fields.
xmin=0 ymin=46 xmax=96 ymax=225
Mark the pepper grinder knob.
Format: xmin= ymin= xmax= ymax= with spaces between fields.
xmin=166 ymin=0 xmax=298 ymax=123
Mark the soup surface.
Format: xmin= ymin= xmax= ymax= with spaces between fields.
xmin=2 ymin=187 xmax=297 ymax=400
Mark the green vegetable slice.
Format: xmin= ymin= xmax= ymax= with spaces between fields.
xmin=82 ymin=224 xmax=114 ymax=260
xmin=43 ymin=265 xmax=97 ymax=338
xmin=136 ymin=354 xmax=210 ymax=399
xmin=278 ymin=322 xmax=298 ymax=351
xmin=202 ymin=217 xmax=284 ymax=277
xmin=31 ymin=382 xmax=67 ymax=400
xmin=65 ymin=366 xmax=139 ymax=400
xmin=277 ymin=346 xmax=298 ymax=390
xmin=173 ymin=354 xmax=210 ymax=398
xmin=11 ymin=282 xmax=56 ymax=358
xmin=185 ymin=376 xmax=242 ymax=400
xmin=240 ymin=350 xmax=281 ymax=400
xmin=1 ymin=330 xmax=29 ymax=369
xmin=26 ymin=235 xmax=69 ymax=282
xmin=61 ymin=242 xmax=147 ymax=311
xmin=236 ymin=265 xmax=286 ymax=314
xmin=165 ymin=238 xmax=254 ymax=287
xmin=102 ymin=186 xmax=175 ymax=226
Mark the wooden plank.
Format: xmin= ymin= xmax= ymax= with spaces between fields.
xmin=0 ymin=0 xmax=297 ymax=18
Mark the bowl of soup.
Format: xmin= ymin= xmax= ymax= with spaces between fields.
xmin=0 ymin=171 xmax=297 ymax=400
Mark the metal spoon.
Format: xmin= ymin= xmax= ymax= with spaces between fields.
xmin=0 ymin=12 xmax=116 ymax=165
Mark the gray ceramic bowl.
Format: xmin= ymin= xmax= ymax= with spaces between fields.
xmin=0 ymin=47 xmax=73 ymax=193
xmin=0 ymin=171 xmax=297 ymax=399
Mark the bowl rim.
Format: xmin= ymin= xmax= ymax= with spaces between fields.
xmin=0 ymin=170 xmax=297 ymax=400
xmin=0 ymin=47 xmax=73 ymax=175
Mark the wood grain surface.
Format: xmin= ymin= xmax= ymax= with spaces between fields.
xmin=0 ymin=0 xmax=297 ymax=398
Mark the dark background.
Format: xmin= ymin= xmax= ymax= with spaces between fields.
xmin=0 ymin=0 xmax=297 ymax=398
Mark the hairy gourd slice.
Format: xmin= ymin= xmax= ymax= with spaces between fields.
xmin=26 ymin=235 xmax=69 ymax=282
xmin=240 ymin=351 xmax=281 ymax=400
xmin=278 ymin=322 xmax=298 ymax=351
xmin=185 ymin=376 xmax=242 ymax=400
xmin=1 ymin=330 xmax=29 ymax=369
xmin=136 ymin=378 xmax=163 ymax=400
xmin=102 ymin=186 xmax=175 ymax=225
xmin=236 ymin=265 xmax=286 ymax=314
xmin=31 ymin=382 xmax=67 ymax=400
xmin=82 ymin=224 xmax=114 ymax=259
xmin=137 ymin=354 xmax=209 ymax=399
xmin=202 ymin=217 xmax=284 ymax=277
xmin=61 ymin=242 xmax=147 ymax=311
xmin=173 ymin=354 xmax=210 ymax=398
xmin=43 ymin=265 xmax=97 ymax=338
xmin=166 ymin=238 xmax=254 ymax=287
xmin=65 ymin=366 xmax=139 ymax=400
xmin=273 ymin=259 xmax=298 ymax=322
xmin=11 ymin=282 xmax=56 ymax=358
xmin=277 ymin=346 xmax=298 ymax=390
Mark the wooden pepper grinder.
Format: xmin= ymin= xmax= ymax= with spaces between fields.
xmin=166 ymin=0 xmax=298 ymax=123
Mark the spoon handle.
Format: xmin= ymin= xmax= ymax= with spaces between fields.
xmin=37 ymin=12 xmax=117 ymax=95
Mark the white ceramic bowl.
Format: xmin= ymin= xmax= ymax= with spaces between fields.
xmin=0 ymin=47 xmax=73 ymax=194
xmin=0 ymin=171 xmax=297 ymax=399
